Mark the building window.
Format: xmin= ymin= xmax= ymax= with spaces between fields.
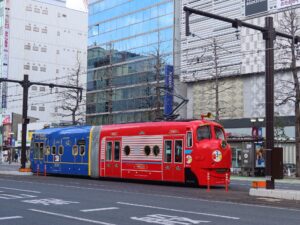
xmin=32 ymin=65 xmax=38 ymax=71
xmin=39 ymin=106 xmax=45 ymax=111
xmin=25 ymin=24 xmax=31 ymax=31
xmin=57 ymin=31 xmax=60 ymax=36
xmin=26 ymin=5 xmax=32 ymax=11
xmin=41 ymin=27 xmax=47 ymax=34
xmin=31 ymin=105 xmax=37 ymax=111
xmin=32 ymin=86 xmax=38 ymax=91
xmin=33 ymin=26 xmax=39 ymax=32
xmin=56 ymin=69 xmax=59 ymax=73
xmin=40 ymin=67 xmax=46 ymax=72
xmin=42 ymin=9 xmax=48 ymax=15
xmin=41 ymin=46 xmax=47 ymax=52
xmin=32 ymin=45 xmax=39 ymax=51
xmin=34 ymin=7 xmax=40 ymax=13
xmin=24 ymin=43 xmax=31 ymax=50
xmin=24 ymin=64 xmax=30 ymax=70
xmin=56 ymin=50 xmax=60 ymax=54
xmin=40 ymin=87 xmax=46 ymax=92
xmin=62 ymin=14 xmax=67 ymax=18
xmin=55 ymin=107 xmax=58 ymax=113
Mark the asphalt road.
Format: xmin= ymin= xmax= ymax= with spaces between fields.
xmin=0 ymin=175 xmax=299 ymax=225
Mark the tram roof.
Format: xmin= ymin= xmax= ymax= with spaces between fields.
xmin=34 ymin=126 xmax=92 ymax=136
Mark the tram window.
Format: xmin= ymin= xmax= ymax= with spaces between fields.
xmin=153 ymin=145 xmax=160 ymax=156
xmin=215 ymin=127 xmax=225 ymax=140
xmin=39 ymin=143 xmax=44 ymax=159
xmin=144 ymin=145 xmax=151 ymax=156
xmin=124 ymin=145 xmax=130 ymax=156
xmin=187 ymin=132 xmax=192 ymax=147
xmin=80 ymin=145 xmax=85 ymax=156
xmin=175 ymin=140 xmax=183 ymax=163
xmin=34 ymin=143 xmax=39 ymax=158
xmin=164 ymin=140 xmax=172 ymax=163
xmin=114 ymin=142 xmax=120 ymax=161
xmin=106 ymin=142 xmax=112 ymax=161
xmin=197 ymin=126 xmax=211 ymax=141
xmin=58 ymin=145 xmax=64 ymax=155
xmin=51 ymin=146 xmax=56 ymax=155
xmin=72 ymin=145 xmax=78 ymax=156
xmin=45 ymin=146 xmax=50 ymax=155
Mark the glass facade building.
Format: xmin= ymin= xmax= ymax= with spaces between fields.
xmin=87 ymin=0 xmax=175 ymax=125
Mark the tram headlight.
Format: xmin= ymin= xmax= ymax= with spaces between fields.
xmin=221 ymin=140 xmax=227 ymax=149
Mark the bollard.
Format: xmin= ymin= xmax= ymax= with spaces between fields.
xmin=225 ymin=173 xmax=228 ymax=192
xmin=37 ymin=164 xmax=39 ymax=176
xmin=44 ymin=164 xmax=47 ymax=176
xmin=207 ymin=171 xmax=210 ymax=192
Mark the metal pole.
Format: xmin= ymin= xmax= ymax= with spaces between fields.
xmin=21 ymin=75 xmax=29 ymax=169
xmin=263 ymin=17 xmax=275 ymax=189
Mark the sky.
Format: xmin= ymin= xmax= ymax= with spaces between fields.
xmin=66 ymin=0 xmax=87 ymax=11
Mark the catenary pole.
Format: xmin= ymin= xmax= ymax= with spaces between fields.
xmin=0 ymin=75 xmax=83 ymax=169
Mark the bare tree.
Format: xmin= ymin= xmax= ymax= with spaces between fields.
xmin=58 ymin=53 xmax=86 ymax=125
xmin=275 ymin=7 xmax=300 ymax=176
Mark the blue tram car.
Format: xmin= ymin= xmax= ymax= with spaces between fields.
xmin=30 ymin=126 xmax=92 ymax=176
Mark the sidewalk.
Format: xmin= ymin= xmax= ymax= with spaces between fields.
xmin=231 ymin=175 xmax=300 ymax=201
xmin=0 ymin=162 xmax=32 ymax=175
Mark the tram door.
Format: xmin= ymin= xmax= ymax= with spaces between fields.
xmin=104 ymin=139 xmax=121 ymax=177
xmin=163 ymin=136 xmax=184 ymax=182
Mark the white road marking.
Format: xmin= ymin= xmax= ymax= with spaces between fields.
xmin=131 ymin=214 xmax=210 ymax=224
xmin=0 ymin=216 xmax=23 ymax=220
xmin=0 ymin=193 xmax=36 ymax=199
xmin=0 ymin=186 xmax=40 ymax=193
xmin=23 ymin=198 xmax=79 ymax=206
xmin=81 ymin=207 xmax=119 ymax=212
xmin=117 ymin=202 xmax=239 ymax=220
xmin=28 ymin=209 xmax=115 ymax=225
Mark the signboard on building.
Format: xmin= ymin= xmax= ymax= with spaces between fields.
xmin=245 ymin=0 xmax=268 ymax=16
xmin=164 ymin=65 xmax=174 ymax=116
xmin=277 ymin=0 xmax=300 ymax=9
xmin=1 ymin=0 xmax=11 ymax=109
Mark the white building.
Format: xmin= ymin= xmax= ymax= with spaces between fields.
xmin=0 ymin=0 xmax=87 ymax=124
xmin=181 ymin=0 xmax=300 ymax=123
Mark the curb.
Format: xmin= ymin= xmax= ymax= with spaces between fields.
xmin=249 ymin=188 xmax=300 ymax=201
xmin=0 ymin=171 xmax=33 ymax=176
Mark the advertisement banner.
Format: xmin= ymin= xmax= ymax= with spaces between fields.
xmin=245 ymin=0 xmax=268 ymax=16
xmin=164 ymin=65 xmax=174 ymax=116
xmin=1 ymin=0 xmax=10 ymax=109
xmin=277 ymin=0 xmax=300 ymax=9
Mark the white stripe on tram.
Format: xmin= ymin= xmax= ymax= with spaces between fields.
xmin=81 ymin=207 xmax=119 ymax=212
xmin=117 ymin=202 xmax=240 ymax=220
xmin=29 ymin=209 xmax=115 ymax=225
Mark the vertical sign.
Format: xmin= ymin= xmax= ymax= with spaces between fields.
xmin=164 ymin=65 xmax=174 ymax=116
xmin=245 ymin=0 xmax=268 ymax=16
xmin=2 ymin=0 xmax=10 ymax=109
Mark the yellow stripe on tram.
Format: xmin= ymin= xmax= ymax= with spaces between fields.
xmin=88 ymin=126 xmax=95 ymax=176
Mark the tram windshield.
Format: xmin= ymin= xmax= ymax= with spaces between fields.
xmin=197 ymin=125 xmax=211 ymax=141
xmin=214 ymin=127 xmax=225 ymax=140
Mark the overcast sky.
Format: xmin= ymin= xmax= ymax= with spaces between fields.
xmin=66 ymin=0 xmax=86 ymax=11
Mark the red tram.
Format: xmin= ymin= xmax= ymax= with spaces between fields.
xmin=31 ymin=118 xmax=231 ymax=187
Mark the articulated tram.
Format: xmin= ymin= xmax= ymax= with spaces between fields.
xmin=30 ymin=119 xmax=232 ymax=186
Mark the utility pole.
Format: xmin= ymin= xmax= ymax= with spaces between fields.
xmin=0 ymin=75 xmax=83 ymax=169
xmin=184 ymin=6 xmax=300 ymax=189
